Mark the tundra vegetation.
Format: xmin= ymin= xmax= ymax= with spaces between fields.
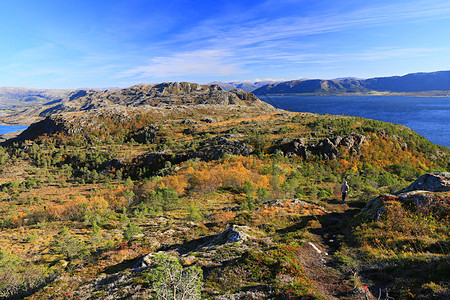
xmin=0 ymin=86 xmax=448 ymax=299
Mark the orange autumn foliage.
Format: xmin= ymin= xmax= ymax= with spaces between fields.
xmin=158 ymin=156 xmax=272 ymax=194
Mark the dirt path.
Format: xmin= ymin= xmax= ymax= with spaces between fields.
xmin=300 ymin=203 xmax=378 ymax=299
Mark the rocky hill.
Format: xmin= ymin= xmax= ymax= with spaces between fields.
xmin=0 ymin=82 xmax=274 ymax=126
xmin=253 ymin=70 xmax=450 ymax=95
xmin=42 ymin=82 xmax=272 ymax=114
xmin=0 ymin=81 xmax=449 ymax=299
xmin=210 ymin=81 xmax=277 ymax=92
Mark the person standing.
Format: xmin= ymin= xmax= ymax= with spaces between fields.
xmin=340 ymin=181 xmax=349 ymax=202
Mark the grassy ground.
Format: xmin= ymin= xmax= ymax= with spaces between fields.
xmin=0 ymin=108 xmax=449 ymax=299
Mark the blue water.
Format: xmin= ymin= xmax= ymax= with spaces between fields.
xmin=0 ymin=125 xmax=28 ymax=135
xmin=259 ymin=95 xmax=450 ymax=148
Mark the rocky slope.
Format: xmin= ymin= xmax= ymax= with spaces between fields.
xmin=362 ymin=172 xmax=450 ymax=220
xmin=5 ymin=83 xmax=276 ymax=144
xmin=253 ymin=70 xmax=450 ymax=95
xmin=0 ymin=80 xmax=449 ymax=299
xmin=0 ymin=82 xmax=274 ymax=126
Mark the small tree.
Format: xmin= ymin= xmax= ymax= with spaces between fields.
xmin=122 ymin=222 xmax=142 ymax=240
xmin=187 ymin=205 xmax=202 ymax=222
xmin=51 ymin=228 xmax=89 ymax=260
xmin=147 ymin=254 xmax=203 ymax=300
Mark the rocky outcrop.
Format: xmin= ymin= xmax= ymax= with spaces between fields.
xmin=273 ymin=134 xmax=367 ymax=160
xmin=316 ymin=138 xmax=340 ymax=160
xmin=131 ymin=152 xmax=188 ymax=176
xmin=193 ymin=136 xmax=253 ymax=161
xmin=361 ymin=172 xmax=450 ymax=220
xmin=0 ymin=82 xmax=275 ymax=127
xmin=12 ymin=114 xmax=99 ymax=141
xmin=275 ymin=138 xmax=311 ymax=159
xmin=210 ymin=225 xmax=252 ymax=244
xmin=314 ymin=134 xmax=367 ymax=159
xmin=129 ymin=136 xmax=253 ymax=176
xmin=399 ymin=172 xmax=450 ymax=193
xmin=128 ymin=125 xmax=158 ymax=144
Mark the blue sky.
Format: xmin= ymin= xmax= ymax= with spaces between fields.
xmin=1 ymin=0 xmax=450 ymax=88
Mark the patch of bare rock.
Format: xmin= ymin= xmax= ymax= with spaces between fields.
xmin=362 ymin=172 xmax=450 ymax=220
xmin=273 ymin=133 xmax=367 ymax=160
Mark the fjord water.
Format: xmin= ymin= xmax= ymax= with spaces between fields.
xmin=259 ymin=95 xmax=450 ymax=148
xmin=0 ymin=125 xmax=28 ymax=135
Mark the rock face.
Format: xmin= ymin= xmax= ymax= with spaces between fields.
xmin=13 ymin=114 xmax=99 ymax=141
xmin=275 ymin=138 xmax=311 ymax=159
xmin=194 ymin=136 xmax=253 ymax=161
xmin=274 ymin=134 xmax=367 ymax=160
xmin=361 ymin=172 xmax=450 ymax=220
xmin=128 ymin=125 xmax=158 ymax=144
xmin=399 ymin=172 xmax=450 ymax=193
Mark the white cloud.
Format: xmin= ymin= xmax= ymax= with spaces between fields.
xmin=120 ymin=49 xmax=246 ymax=78
xmin=132 ymin=0 xmax=450 ymax=81
xmin=167 ymin=0 xmax=450 ymax=50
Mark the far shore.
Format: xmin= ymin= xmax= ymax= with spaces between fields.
xmin=256 ymin=91 xmax=450 ymax=97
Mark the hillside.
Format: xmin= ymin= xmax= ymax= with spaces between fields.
xmin=0 ymin=83 xmax=449 ymax=299
xmin=0 ymin=88 xmax=73 ymax=125
xmin=253 ymin=70 xmax=450 ymax=95
xmin=210 ymin=81 xmax=277 ymax=92
xmin=0 ymin=82 xmax=272 ymax=126
xmin=0 ymin=87 xmax=72 ymax=107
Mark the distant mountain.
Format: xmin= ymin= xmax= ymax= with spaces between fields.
xmin=210 ymin=81 xmax=278 ymax=92
xmin=0 ymin=87 xmax=72 ymax=106
xmin=253 ymin=71 xmax=450 ymax=95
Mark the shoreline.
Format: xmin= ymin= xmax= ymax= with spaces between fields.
xmin=256 ymin=92 xmax=450 ymax=97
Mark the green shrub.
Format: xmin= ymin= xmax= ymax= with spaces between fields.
xmin=50 ymin=228 xmax=90 ymax=260
xmin=123 ymin=222 xmax=142 ymax=240
xmin=187 ymin=205 xmax=203 ymax=222
xmin=317 ymin=187 xmax=332 ymax=199
xmin=0 ymin=249 xmax=50 ymax=298
xmin=376 ymin=172 xmax=398 ymax=187
xmin=145 ymin=254 xmax=203 ymax=300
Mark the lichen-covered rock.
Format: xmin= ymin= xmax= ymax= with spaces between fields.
xmin=360 ymin=194 xmax=396 ymax=220
xmin=274 ymin=134 xmax=367 ymax=160
xmin=399 ymin=172 xmax=450 ymax=193
xmin=317 ymin=138 xmax=340 ymax=160
xmin=275 ymin=138 xmax=311 ymax=159
xmin=361 ymin=172 xmax=450 ymax=221
xmin=213 ymin=290 xmax=269 ymax=299
xmin=128 ymin=125 xmax=158 ymax=144
xmin=209 ymin=225 xmax=252 ymax=245
xmin=194 ymin=136 xmax=253 ymax=161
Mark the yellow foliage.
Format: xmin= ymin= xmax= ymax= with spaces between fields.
xmin=210 ymin=210 xmax=236 ymax=224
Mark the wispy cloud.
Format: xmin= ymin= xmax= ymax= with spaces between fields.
xmin=120 ymin=49 xmax=246 ymax=78
xmin=119 ymin=0 xmax=450 ymax=80
xmin=167 ymin=0 xmax=450 ymax=49
xmin=267 ymin=47 xmax=446 ymax=64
